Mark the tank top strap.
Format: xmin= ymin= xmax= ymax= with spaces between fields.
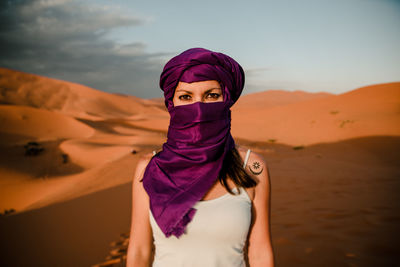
xmin=152 ymin=150 xmax=157 ymax=156
xmin=233 ymin=186 xmax=251 ymax=203
xmin=243 ymin=148 xmax=251 ymax=168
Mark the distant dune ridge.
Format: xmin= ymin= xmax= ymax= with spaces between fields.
xmin=232 ymin=82 xmax=400 ymax=146
xmin=0 ymin=67 xmax=399 ymax=212
xmin=235 ymin=89 xmax=334 ymax=109
xmin=0 ymin=67 xmax=167 ymax=120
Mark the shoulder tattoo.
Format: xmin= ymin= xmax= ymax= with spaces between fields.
xmin=249 ymin=161 xmax=264 ymax=175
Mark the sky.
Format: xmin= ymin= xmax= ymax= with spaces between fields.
xmin=0 ymin=0 xmax=399 ymax=98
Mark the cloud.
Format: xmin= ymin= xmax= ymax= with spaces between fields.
xmin=0 ymin=0 xmax=169 ymax=98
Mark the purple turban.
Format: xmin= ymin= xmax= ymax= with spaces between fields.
xmin=142 ymin=48 xmax=245 ymax=238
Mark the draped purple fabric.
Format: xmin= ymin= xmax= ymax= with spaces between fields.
xmin=142 ymin=48 xmax=244 ymax=238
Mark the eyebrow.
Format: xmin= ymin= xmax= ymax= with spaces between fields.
xmin=175 ymin=87 xmax=222 ymax=94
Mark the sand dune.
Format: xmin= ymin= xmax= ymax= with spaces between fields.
xmin=0 ymin=68 xmax=399 ymax=266
xmin=0 ymin=68 xmax=166 ymax=213
xmin=232 ymin=82 xmax=400 ymax=146
xmin=0 ymin=67 xmax=166 ymax=121
xmin=0 ymin=105 xmax=94 ymax=144
xmin=0 ymin=68 xmax=399 ymax=213
xmin=235 ymin=89 xmax=333 ymax=109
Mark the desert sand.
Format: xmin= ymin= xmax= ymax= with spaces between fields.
xmin=0 ymin=67 xmax=399 ymax=266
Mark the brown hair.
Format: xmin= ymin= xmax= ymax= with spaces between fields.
xmin=219 ymin=147 xmax=257 ymax=193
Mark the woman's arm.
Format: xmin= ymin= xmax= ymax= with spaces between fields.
xmin=126 ymin=154 xmax=154 ymax=267
xmin=246 ymin=152 xmax=275 ymax=267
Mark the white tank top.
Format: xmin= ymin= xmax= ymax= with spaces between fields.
xmin=149 ymin=149 xmax=252 ymax=267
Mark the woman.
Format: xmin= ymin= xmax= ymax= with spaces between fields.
xmin=127 ymin=48 xmax=274 ymax=267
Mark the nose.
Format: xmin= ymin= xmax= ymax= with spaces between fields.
xmin=192 ymin=96 xmax=203 ymax=103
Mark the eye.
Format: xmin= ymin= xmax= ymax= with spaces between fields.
xmin=206 ymin=93 xmax=221 ymax=99
xmin=178 ymin=94 xmax=191 ymax=101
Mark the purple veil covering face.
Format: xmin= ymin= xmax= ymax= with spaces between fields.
xmin=142 ymin=48 xmax=245 ymax=238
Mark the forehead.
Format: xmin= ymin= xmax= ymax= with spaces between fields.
xmin=175 ymin=80 xmax=221 ymax=93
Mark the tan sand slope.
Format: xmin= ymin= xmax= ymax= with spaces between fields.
xmin=0 ymin=68 xmax=167 ymax=213
xmin=0 ymin=105 xmax=94 ymax=144
xmin=0 ymin=67 xmax=167 ymax=121
xmin=232 ymin=82 xmax=400 ymax=146
xmin=0 ymin=113 xmax=165 ymax=213
xmin=235 ymin=89 xmax=333 ymax=109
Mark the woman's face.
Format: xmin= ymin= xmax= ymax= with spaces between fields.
xmin=173 ymin=80 xmax=223 ymax=107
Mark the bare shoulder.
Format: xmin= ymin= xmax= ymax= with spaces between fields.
xmin=236 ymin=145 xmax=269 ymax=185
xmin=235 ymin=145 xmax=270 ymax=202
